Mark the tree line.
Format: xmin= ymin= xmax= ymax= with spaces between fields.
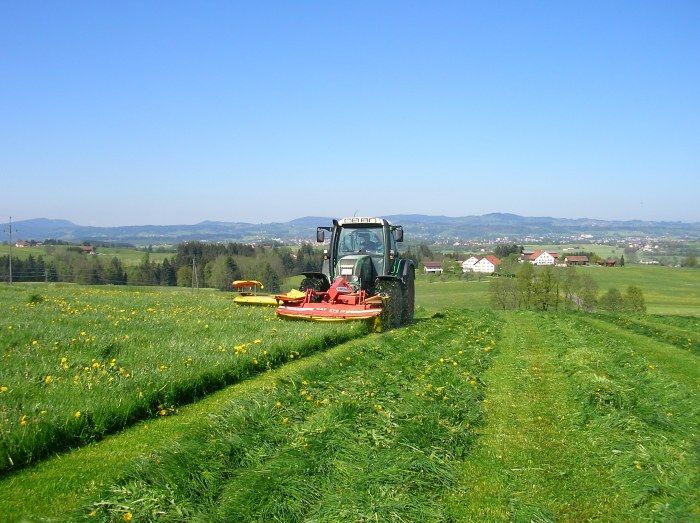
xmin=489 ymin=264 xmax=645 ymax=313
xmin=0 ymin=242 xmax=324 ymax=292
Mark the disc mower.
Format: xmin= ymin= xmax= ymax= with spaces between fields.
xmin=276 ymin=217 xmax=415 ymax=328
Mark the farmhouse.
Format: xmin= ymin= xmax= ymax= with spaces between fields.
xmin=80 ymin=245 xmax=96 ymax=255
xmin=528 ymin=250 xmax=559 ymax=266
xmin=598 ymin=258 xmax=617 ymax=267
xmin=15 ymin=240 xmax=30 ymax=248
xmin=473 ymin=255 xmax=501 ymax=274
xmin=564 ymin=255 xmax=589 ymax=266
xmin=423 ymin=262 xmax=443 ymax=274
xmin=461 ymin=256 xmax=480 ymax=272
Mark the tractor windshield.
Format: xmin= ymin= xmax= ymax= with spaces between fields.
xmin=337 ymin=227 xmax=384 ymax=256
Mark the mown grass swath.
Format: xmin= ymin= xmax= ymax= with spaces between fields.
xmin=591 ymin=312 xmax=699 ymax=353
xmin=0 ymin=284 xmax=367 ymax=473
xmin=77 ymin=311 xmax=502 ymax=521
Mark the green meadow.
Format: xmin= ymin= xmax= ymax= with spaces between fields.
xmin=0 ymin=269 xmax=697 ymax=521
xmin=0 ymin=245 xmax=172 ymax=266
xmin=415 ymin=265 xmax=700 ymax=316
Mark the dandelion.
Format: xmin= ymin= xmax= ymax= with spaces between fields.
xmin=282 ymin=417 xmax=289 ymax=424
xmin=253 ymin=339 xmax=261 ymax=344
xmin=634 ymin=461 xmax=642 ymax=470
xmin=32 ymin=340 xmax=38 ymax=345
xmin=0 ymin=386 xmax=8 ymax=393
xmin=123 ymin=512 xmax=133 ymax=522
xmin=74 ymin=411 xmax=82 ymax=419
xmin=44 ymin=375 xmax=53 ymax=384
xmin=19 ymin=415 xmax=28 ymax=427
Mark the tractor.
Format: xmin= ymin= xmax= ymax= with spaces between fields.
xmin=276 ymin=217 xmax=415 ymax=328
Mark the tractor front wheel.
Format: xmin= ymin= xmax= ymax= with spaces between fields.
xmin=376 ymin=279 xmax=403 ymax=330
xmin=401 ymin=265 xmax=415 ymax=324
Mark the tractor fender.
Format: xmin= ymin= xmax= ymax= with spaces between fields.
xmin=391 ymin=259 xmax=416 ymax=286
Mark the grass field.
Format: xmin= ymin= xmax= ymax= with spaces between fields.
xmin=577 ymin=265 xmax=700 ymax=315
xmin=0 ymin=245 xmax=172 ymax=265
xmin=0 ymin=284 xmax=366 ymax=473
xmin=414 ymin=265 xmax=700 ymax=316
xmin=0 ymin=280 xmax=697 ymax=521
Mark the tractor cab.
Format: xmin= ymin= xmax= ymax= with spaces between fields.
xmin=317 ymin=218 xmax=400 ymax=294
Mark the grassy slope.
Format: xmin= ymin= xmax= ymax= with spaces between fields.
xmin=415 ymin=276 xmax=489 ymax=312
xmin=450 ymin=312 xmax=699 ymax=520
xmin=415 ymin=265 xmax=700 ymax=316
xmin=0 ymin=284 xmax=365 ymax=473
xmin=578 ymin=265 xmax=700 ymax=315
xmin=0 ymin=245 xmax=172 ymax=266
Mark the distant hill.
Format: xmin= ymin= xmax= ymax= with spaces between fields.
xmin=2 ymin=214 xmax=698 ymax=245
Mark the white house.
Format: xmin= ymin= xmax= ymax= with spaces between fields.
xmin=529 ymin=250 xmax=557 ymax=266
xmin=472 ymin=255 xmax=501 ymax=274
xmin=423 ymin=262 xmax=443 ymax=274
xmin=461 ymin=256 xmax=480 ymax=272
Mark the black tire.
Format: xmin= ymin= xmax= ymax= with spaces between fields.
xmin=376 ymin=279 xmax=403 ymax=330
xmin=401 ymin=264 xmax=415 ymax=324
xmin=299 ymin=276 xmax=328 ymax=303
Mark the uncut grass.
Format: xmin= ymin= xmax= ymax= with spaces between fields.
xmin=0 ymin=284 xmax=366 ymax=473
xmin=78 ymin=311 xmax=501 ymax=522
xmin=592 ymin=313 xmax=700 ymax=354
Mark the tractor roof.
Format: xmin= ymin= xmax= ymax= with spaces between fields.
xmin=337 ymin=217 xmax=390 ymax=226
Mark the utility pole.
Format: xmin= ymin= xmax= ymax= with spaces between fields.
xmin=6 ymin=217 xmax=12 ymax=285
xmin=192 ymin=257 xmax=199 ymax=290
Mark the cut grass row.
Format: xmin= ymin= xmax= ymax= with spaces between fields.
xmin=0 ymin=284 xmax=367 ymax=474
xmin=70 ymin=311 xmax=502 ymax=521
xmin=448 ymin=312 xmax=699 ymax=520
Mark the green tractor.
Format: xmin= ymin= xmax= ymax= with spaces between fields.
xmin=276 ymin=217 xmax=415 ymax=328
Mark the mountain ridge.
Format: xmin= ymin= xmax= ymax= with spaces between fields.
xmin=3 ymin=214 xmax=698 ymax=244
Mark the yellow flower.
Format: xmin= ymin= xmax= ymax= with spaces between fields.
xmin=32 ymin=340 xmax=38 ymax=345
xmin=19 ymin=415 xmax=28 ymax=427
xmin=88 ymin=509 xmax=98 ymax=517
xmin=44 ymin=375 xmax=53 ymax=384
xmin=123 ymin=512 xmax=133 ymax=522
xmin=253 ymin=339 xmax=262 ymax=344
xmin=0 ymin=386 xmax=8 ymax=393
xmin=74 ymin=411 xmax=82 ymax=419
xmin=159 ymin=409 xmax=168 ymax=416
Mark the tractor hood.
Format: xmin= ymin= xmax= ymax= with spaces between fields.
xmin=336 ymin=255 xmax=376 ymax=290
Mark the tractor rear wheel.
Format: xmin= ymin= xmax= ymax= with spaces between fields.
xmin=299 ymin=276 xmax=328 ymax=303
xmin=376 ymin=279 xmax=403 ymax=330
xmin=401 ymin=265 xmax=415 ymax=324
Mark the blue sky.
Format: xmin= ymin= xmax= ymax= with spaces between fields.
xmin=1 ymin=1 xmax=698 ymax=225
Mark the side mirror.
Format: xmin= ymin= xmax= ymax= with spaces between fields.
xmin=316 ymin=228 xmax=325 ymax=242
xmin=394 ymin=227 xmax=404 ymax=242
